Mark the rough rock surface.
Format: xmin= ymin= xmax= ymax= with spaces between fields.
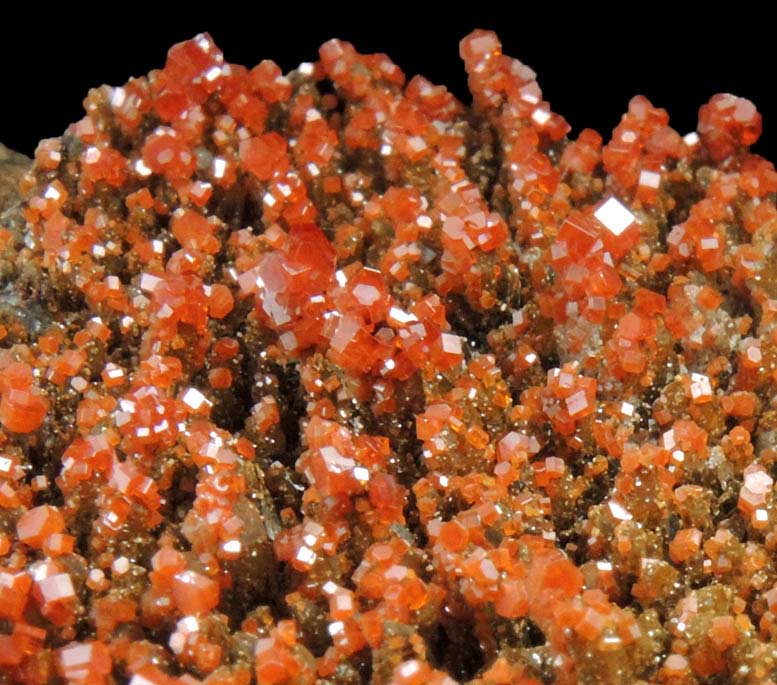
xmin=0 ymin=143 xmax=29 ymax=213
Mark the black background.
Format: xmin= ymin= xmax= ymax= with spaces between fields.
xmin=2 ymin=9 xmax=775 ymax=160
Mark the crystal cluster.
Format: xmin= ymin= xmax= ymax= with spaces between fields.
xmin=0 ymin=29 xmax=776 ymax=685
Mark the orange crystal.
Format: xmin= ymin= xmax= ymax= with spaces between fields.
xmin=0 ymin=26 xmax=773 ymax=685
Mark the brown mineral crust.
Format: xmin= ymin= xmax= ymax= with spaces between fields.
xmin=1 ymin=28 xmax=777 ymax=685
xmin=0 ymin=143 xmax=29 ymax=213
xmin=0 ymin=144 xmax=31 ymax=289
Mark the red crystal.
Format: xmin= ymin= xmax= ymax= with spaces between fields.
xmin=0 ymin=27 xmax=773 ymax=685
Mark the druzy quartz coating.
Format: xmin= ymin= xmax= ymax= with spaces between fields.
xmin=0 ymin=28 xmax=775 ymax=685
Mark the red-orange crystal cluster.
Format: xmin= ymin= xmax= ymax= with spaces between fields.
xmin=1 ymin=29 xmax=777 ymax=685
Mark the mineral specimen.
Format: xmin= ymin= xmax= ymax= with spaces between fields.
xmin=0 ymin=28 xmax=776 ymax=685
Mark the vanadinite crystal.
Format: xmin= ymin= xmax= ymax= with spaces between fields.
xmin=1 ymin=28 xmax=777 ymax=685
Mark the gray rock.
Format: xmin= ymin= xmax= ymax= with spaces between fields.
xmin=0 ymin=142 xmax=30 ymax=214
